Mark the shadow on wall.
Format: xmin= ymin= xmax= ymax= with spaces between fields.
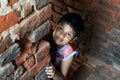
xmin=70 ymin=65 xmax=93 ymax=80
xmin=69 ymin=15 xmax=95 ymax=77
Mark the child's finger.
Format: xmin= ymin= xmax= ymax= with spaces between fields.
xmin=45 ymin=63 xmax=56 ymax=79
xmin=46 ymin=66 xmax=55 ymax=72
xmin=46 ymin=66 xmax=53 ymax=69
xmin=45 ymin=69 xmax=54 ymax=73
xmin=47 ymin=75 xmax=54 ymax=78
xmin=46 ymin=71 xmax=54 ymax=75
xmin=47 ymin=72 xmax=55 ymax=78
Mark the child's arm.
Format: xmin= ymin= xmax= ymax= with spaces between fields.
xmin=53 ymin=56 xmax=74 ymax=80
xmin=61 ymin=56 xmax=73 ymax=76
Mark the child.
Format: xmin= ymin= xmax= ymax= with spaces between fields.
xmin=45 ymin=12 xmax=84 ymax=80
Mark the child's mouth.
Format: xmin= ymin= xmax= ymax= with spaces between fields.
xmin=56 ymin=37 xmax=62 ymax=43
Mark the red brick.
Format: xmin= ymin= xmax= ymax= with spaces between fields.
xmin=53 ymin=6 xmax=63 ymax=14
xmin=15 ymin=52 xmax=27 ymax=67
xmin=52 ymin=0 xmax=67 ymax=10
xmin=17 ymin=18 xmax=30 ymax=38
xmin=52 ymin=11 xmax=62 ymax=21
xmin=116 ymin=14 xmax=120 ymax=22
xmin=91 ymin=3 xmax=118 ymax=26
xmin=33 ymin=55 xmax=50 ymax=76
xmin=15 ymin=40 xmax=49 ymax=68
xmin=64 ymin=0 xmax=74 ymax=6
xmin=35 ymin=40 xmax=50 ymax=63
xmin=92 ymin=14 xmax=112 ymax=30
xmin=37 ymin=4 xmax=52 ymax=27
xmin=109 ymin=0 xmax=120 ymax=4
xmin=19 ymin=71 xmax=33 ymax=80
xmin=15 ymin=41 xmax=37 ymax=67
xmin=24 ymin=56 xmax=35 ymax=70
xmin=98 ymin=23 xmax=112 ymax=32
xmin=78 ymin=0 xmax=93 ymax=7
xmin=27 ymin=19 xmax=52 ymax=43
xmin=35 ymin=0 xmax=51 ymax=9
xmin=29 ymin=4 xmax=52 ymax=30
xmin=23 ymin=41 xmax=37 ymax=55
xmin=7 ymin=74 xmax=14 ymax=80
xmin=0 ymin=35 xmax=12 ymax=53
xmin=19 ymin=55 xmax=50 ymax=80
xmin=26 ymin=12 xmax=39 ymax=31
xmin=110 ymin=20 xmax=120 ymax=29
xmin=14 ymin=66 xmax=25 ymax=79
xmin=23 ymin=40 xmax=33 ymax=49
xmin=12 ymin=2 xmax=21 ymax=18
xmin=52 ymin=16 xmax=59 ymax=23
xmin=7 ymin=0 xmax=18 ymax=6
xmin=92 ymin=0 xmax=120 ymax=16
xmin=70 ymin=65 xmax=93 ymax=80
xmin=92 ymin=2 xmax=114 ymax=18
xmin=0 ymin=11 xmax=20 ymax=33
xmin=74 ymin=1 xmax=85 ymax=10
xmin=21 ymin=1 xmax=33 ymax=18
xmin=16 ymin=4 xmax=51 ymax=39
xmin=67 ymin=7 xmax=84 ymax=16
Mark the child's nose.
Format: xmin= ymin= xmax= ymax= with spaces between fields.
xmin=59 ymin=32 xmax=66 ymax=38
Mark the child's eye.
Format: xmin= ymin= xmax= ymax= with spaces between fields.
xmin=58 ymin=27 xmax=63 ymax=31
xmin=66 ymin=33 xmax=72 ymax=37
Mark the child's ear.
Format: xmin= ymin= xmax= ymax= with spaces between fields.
xmin=70 ymin=37 xmax=78 ymax=43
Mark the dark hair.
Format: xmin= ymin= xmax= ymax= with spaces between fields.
xmin=58 ymin=12 xmax=84 ymax=36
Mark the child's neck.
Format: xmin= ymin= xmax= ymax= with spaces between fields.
xmin=57 ymin=44 xmax=67 ymax=49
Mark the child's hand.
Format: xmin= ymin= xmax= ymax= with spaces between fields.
xmin=45 ymin=64 xmax=56 ymax=79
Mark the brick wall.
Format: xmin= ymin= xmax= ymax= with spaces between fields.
xmin=52 ymin=0 xmax=120 ymax=80
xmin=0 ymin=0 xmax=51 ymax=80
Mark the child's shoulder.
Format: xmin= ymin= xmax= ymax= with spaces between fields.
xmin=69 ymin=43 xmax=76 ymax=51
xmin=62 ymin=43 xmax=78 ymax=61
xmin=60 ymin=43 xmax=76 ymax=57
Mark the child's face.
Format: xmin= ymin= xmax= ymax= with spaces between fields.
xmin=53 ymin=23 xmax=75 ymax=47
